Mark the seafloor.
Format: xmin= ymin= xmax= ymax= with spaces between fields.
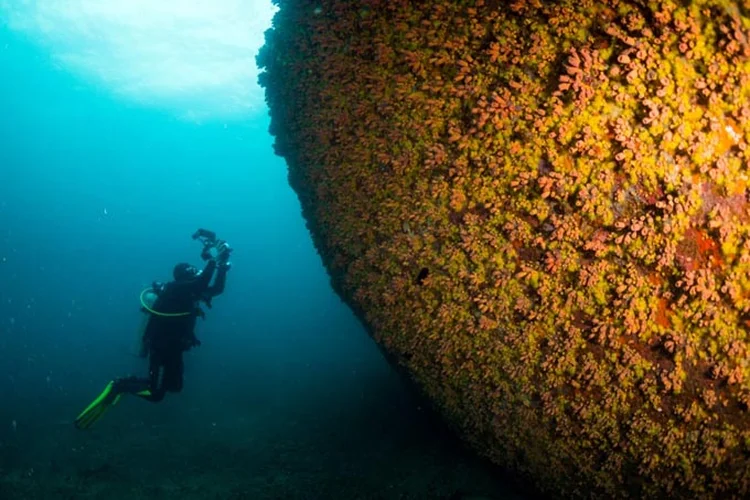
xmin=0 ymin=366 xmax=527 ymax=500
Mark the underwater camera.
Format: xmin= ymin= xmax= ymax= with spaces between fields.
xmin=192 ymin=228 xmax=232 ymax=261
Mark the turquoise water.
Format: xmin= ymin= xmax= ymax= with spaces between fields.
xmin=0 ymin=17 xmax=522 ymax=500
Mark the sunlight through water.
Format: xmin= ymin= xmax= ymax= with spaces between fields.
xmin=1 ymin=0 xmax=277 ymax=121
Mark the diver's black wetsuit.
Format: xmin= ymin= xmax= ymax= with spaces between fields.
xmin=133 ymin=259 xmax=228 ymax=402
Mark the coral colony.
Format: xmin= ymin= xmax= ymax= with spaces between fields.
xmin=259 ymin=1 xmax=750 ymax=497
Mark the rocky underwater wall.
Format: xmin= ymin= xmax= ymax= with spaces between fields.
xmin=257 ymin=1 xmax=750 ymax=497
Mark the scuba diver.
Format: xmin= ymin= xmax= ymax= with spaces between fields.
xmin=74 ymin=229 xmax=232 ymax=430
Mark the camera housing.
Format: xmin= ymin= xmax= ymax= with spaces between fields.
xmin=192 ymin=229 xmax=231 ymax=261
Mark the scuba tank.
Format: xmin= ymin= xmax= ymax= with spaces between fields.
xmin=135 ymin=287 xmax=161 ymax=358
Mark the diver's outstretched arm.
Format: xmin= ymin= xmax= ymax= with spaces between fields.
xmin=197 ymin=259 xmax=217 ymax=289
xmin=206 ymin=264 xmax=228 ymax=298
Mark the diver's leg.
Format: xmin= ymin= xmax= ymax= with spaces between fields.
xmin=74 ymin=348 xmax=175 ymax=428
xmin=163 ymin=350 xmax=184 ymax=393
xmin=113 ymin=376 xmax=150 ymax=393
xmin=128 ymin=351 xmax=166 ymax=402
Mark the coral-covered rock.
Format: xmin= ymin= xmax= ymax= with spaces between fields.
xmin=258 ymin=1 xmax=750 ymax=497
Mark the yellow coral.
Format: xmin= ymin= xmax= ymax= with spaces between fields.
xmin=259 ymin=0 xmax=750 ymax=497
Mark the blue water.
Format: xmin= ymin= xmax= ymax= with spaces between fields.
xmin=0 ymin=23 xmax=366 ymax=415
xmin=0 ymin=23 xmax=520 ymax=500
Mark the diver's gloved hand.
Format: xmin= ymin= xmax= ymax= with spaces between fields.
xmin=216 ymin=241 xmax=232 ymax=270
xmin=216 ymin=241 xmax=231 ymax=259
